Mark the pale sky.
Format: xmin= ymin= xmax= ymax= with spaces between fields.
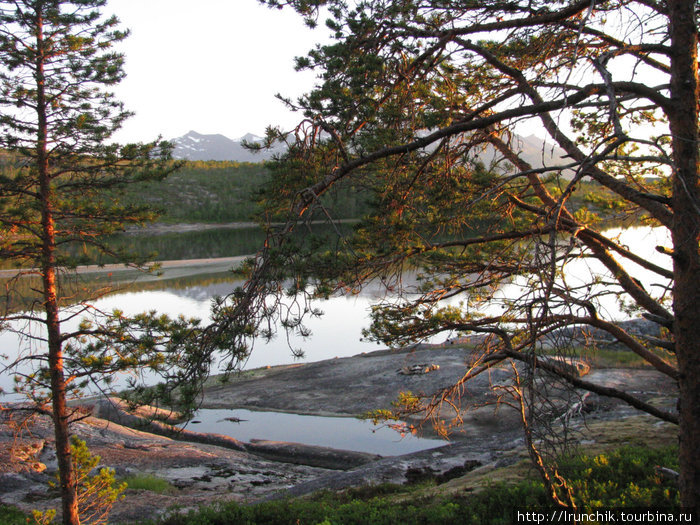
xmin=106 ymin=0 xmax=327 ymax=143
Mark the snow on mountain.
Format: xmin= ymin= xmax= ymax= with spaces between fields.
xmin=236 ymin=132 xmax=265 ymax=143
xmin=171 ymin=130 xmax=281 ymax=162
xmin=171 ymin=130 xmax=566 ymax=170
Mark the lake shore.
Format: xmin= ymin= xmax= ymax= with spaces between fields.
xmin=124 ymin=218 xmax=359 ymax=235
xmin=125 ymin=221 xmax=260 ymax=234
xmin=0 ymin=256 xmax=247 ymax=289
xmin=1 ymin=339 xmax=679 ymax=523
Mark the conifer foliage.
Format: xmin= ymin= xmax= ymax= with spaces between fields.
xmin=237 ymin=0 xmax=699 ymax=511
xmin=0 ymin=2 xmax=205 ymax=523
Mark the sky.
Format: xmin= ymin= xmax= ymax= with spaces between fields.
xmin=106 ymin=0 xmax=328 ymax=143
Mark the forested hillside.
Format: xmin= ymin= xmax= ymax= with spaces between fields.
xmin=119 ymin=160 xmax=371 ymax=223
xmin=120 ymin=161 xmax=266 ymax=223
xmin=2 ymin=153 xmax=636 ymax=227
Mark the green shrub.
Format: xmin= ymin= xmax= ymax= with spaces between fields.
xmin=32 ymin=437 xmax=127 ymax=525
xmin=0 ymin=504 xmax=28 ymax=525
xmin=121 ymin=474 xmax=174 ymax=494
xmin=140 ymin=444 xmax=679 ymax=525
xmin=559 ymin=445 xmax=680 ymax=508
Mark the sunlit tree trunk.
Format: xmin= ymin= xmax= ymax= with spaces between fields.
xmin=1 ymin=1 xmax=187 ymax=522
xmin=667 ymin=0 xmax=700 ymax=511
xmin=42 ymin=203 xmax=79 ymax=525
xmin=35 ymin=10 xmax=79 ymax=525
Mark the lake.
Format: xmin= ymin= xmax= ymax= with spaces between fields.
xmin=0 ymin=224 xmax=672 ymax=450
xmin=0 ymin=224 xmax=672 ymax=390
xmin=0 ymin=225 xmax=385 ymax=399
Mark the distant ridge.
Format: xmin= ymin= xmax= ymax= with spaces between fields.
xmin=171 ymin=130 xmax=566 ymax=168
xmin=170 ymin=130 xmax=283 ymax=162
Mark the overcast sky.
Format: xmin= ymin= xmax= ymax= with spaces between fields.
xmin=106 ymin=0 xmax=327 ymax=143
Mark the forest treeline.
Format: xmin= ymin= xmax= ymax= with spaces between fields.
xmin=116 ymin=160 xmax=633 ymax=226
xmin=116 ymin=160 xmax=371 ymax=223
xmin=0 ymin=149 xmax=637 ymax=227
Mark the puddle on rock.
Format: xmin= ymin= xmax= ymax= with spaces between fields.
xmin=181 ymin=409 xmax=446 ymax=456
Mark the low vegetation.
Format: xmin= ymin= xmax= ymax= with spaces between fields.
xmin=141 ymin=445 xmax=678 ymax=525
xmin=119 ymin=474 xmax=175 ymax=494
xmin=0 ymin=348 xmax=679 ymax=523
xmin=0 ymin=443 xmax=677 ymax=524
xmin=32 ymin=437 xmax=126 ymax=525
xmin=545 ymin=346 xmax=677 ymax=370
xmin=0 ymin=504 xmax=25 ymax=525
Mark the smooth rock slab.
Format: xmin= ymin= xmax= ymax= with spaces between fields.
xmin=0 ymin=409 xmax=332 ymax=523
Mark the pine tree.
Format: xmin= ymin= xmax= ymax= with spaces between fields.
xmin=0 ymin=2 xmax=203 ymax=523
xmin=238 ymin=0 xmax=699 ymax=510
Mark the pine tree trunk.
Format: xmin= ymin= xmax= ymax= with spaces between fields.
xmin=39 ymin=143 xmax=80 ymax=525
xmin=35 ymin=10 xmax=80 ymax=525
xmin=667 ymin=0 xmax=700 ymax=513
xmin=39 ymin=96 xmax=80 ymax=525
xmin=44 ymin=264 xmax=80 ymax=525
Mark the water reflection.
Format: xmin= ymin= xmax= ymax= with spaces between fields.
xmin=0 ymin=226 xmax=672 ymax=401
xmin=0 ymin=281 xmax=380 ymax=399
xmin=108 ymin=226 xmax=267 ymax=262
xmin=90 ymin=286 xmax=380 ymax=370
xmin=0 ymin=225 xmax=267 ymax=271
xmin=60 ymin=222 xmax=353 ymax=265
xmin=487 ymin=226 xmax=673 ymax=321
xmin=182 ymin=408 xmax=446 ymax=456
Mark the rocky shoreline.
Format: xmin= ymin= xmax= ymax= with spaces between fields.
xmin=1 ymin=335 xmax=678 ymax=523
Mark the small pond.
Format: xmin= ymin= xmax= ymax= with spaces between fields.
xmin=181 ymin=408 xmax=446 ymax=456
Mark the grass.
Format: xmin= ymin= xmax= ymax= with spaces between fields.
xmin=444 ymin=337 xmax=676 ymax=370
xmin=0 ymin=504 xmax=27 ymax=525
xmin=498 ymin=343 xmax=678 ymax=370
xmin=412 ymin=414 xmax=678 ymax=501
xmin=120 ymin=474 xmax=175 ymax=494
xmin=568 ymin=345 xmax=676 ymax=369
xmin=1 ymin=432 xmax=678 ymax=525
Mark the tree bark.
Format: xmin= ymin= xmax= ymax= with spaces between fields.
xmin=667 ymin=0 xmax=700 ymax=513
xmin=43 ymin=226 xmax=79 ymax=525
xmin=35 ymin=9 xmax=80 ymax=525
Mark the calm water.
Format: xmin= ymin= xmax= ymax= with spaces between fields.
xmin=0 ymin=225 xmax=672 ymax=440
xmin=0 ymin=225 xmax=384 ymax=399
xmin=105 ymin=226 xmax=268 ymax=262
xmin=0 ymin=225 xmax=672 ymax=385
xmin=182 ymin=408 xmax=446 ymax=455
xmin=0 ymin=284 xmax=381 ymax=399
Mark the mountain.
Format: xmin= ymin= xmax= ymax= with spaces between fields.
xmin=170 ymin=130 xmax=282 ymax=162
xmin=513 ymin=133 xmax=569 ymax=170
xmin=474 ymin=133 xmax=569 ymax=173
xmin=171 ymin=130 xmax=567 ymax=169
